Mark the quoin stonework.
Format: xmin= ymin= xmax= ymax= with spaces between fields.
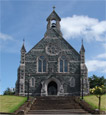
xmin=15 ymin=9 xmax=89 ymax=96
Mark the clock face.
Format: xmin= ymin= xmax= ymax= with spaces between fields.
xmin=46 ymin=44 xmax=59 ymax=55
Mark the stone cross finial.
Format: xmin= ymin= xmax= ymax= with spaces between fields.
xmin=82 ymin=39 xmax=83 ymax=45
xmin=23 ymin=38 xmax=25 ymax=44
xmin=53 ymin=6 xmax=56 ymax=11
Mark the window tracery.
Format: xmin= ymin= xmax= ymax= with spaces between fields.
xmin=46 ymin=44 xmax=59 ymax=55
xmin=38 ymin=56 xmax=46 ymax=72
xmin=59 ymin=56 xmax=68 ymax=72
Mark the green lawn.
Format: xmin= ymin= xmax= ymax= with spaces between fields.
xmin=84 ymin=94 xmax=106 ymax=111
xmin=0 ymin=95 xmax=27 ymax=113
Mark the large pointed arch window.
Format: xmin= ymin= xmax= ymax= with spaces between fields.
xmin=38 ymin=56 xmax=46 ymax=72
xmin=59 ymin=56 xmax=68 ymax=72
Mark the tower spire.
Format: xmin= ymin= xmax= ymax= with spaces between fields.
xmin=80 ymin=39 xmax=85 ymax=63
xmin=23 ymin=38 xmax=25 ymax=44
xmin=82 ymin=38 xmax=83 ymax=45
xmin=21 ymin=39 xmax=26 ymax=52
xmin=80 ymin=39 xmax=85 ymax=52
xmin=20 ymin=39 xmax=26 ymax=64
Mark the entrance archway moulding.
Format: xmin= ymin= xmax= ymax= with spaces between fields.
xmin=41 ymin=77 xmax=64 ymax=96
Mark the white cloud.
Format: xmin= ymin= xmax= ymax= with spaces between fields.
xmin=61 ymin=15 xmax=106 ymax=42
xmin=0 ymin=32 xmax=21 ymax=53
xmin=0 ymin=33 xmax=13 ymax=41
xmin=103 ymin=43 xmax=106 ymax=50
xmin=0 ymin=32 xmax=32 ymax=53
xmin=96 ymin=53 xmax=106 ymax=59
xmin=86 ymin=60 xmax=106 ymax=73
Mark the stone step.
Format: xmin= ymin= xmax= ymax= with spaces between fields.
xmin=31 ymin=104 xmax=81 ymax=110
xmin=36 ymin=97 xmax=75 ymax=100
xmin=27 ymin=97 xmax=90 ymax=114
xmin=27 ymin=109 xmax=89 ymax=114
xmin=30 ymin=97 xmax=81 ymax=110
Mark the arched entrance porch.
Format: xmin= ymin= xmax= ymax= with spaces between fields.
xmin=41 ymin=77 xmax=64 ymax=96
xmin=48 ymin=81 xmax=57 ymax=95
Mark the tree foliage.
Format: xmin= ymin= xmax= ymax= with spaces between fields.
xmin=3 ymin=88 xmax=15 ymax=95
xmin=89 ymin=75 xmax=106 ymax=88
xmin=90 ymin=85 xmax=106 ymax=110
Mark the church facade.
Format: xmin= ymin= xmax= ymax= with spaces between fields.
xmin=15 ymin=9 xmax=89 ymax=96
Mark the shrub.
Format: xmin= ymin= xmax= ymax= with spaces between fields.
xmin=3 ymin=88 xmax=15 ymax=95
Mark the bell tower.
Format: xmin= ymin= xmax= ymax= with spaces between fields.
xmin=46 ymin=6 xmax=61 ymax=31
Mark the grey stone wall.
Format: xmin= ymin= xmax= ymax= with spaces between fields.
xmin=24 ymin=74 xmax=80 ymax=96
xmin=16 ymin=11 xmax=89 ymax=96
xmin=23 ymin=31 xmax=82 ymax=96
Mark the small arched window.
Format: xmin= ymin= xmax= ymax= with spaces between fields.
xmin=60 ymin=56 xmax=68 ymax=72
xmin=38 ymin=56 xmax=46 ymax=72
xmin=30 ymin=77 xmax=35 ymax=87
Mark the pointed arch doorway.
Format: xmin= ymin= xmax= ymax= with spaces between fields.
xmin=48 ymin=81 xmax=57 ymax=95
xmin=41 ymin=77 xmax=64 ymax=96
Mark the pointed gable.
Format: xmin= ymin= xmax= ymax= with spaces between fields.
xmin=26 ymin=8 xmax=80 ymax=59
xmin=46 ymin=10 xmax=61 ymax=21
xmin=26 ymin=28 xmax=80 ymax=60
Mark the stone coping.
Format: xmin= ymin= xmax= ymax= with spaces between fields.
xmin=14 ymin=97 xmax=35 ymax=115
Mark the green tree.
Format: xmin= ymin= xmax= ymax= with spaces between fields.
xmin=90 ymin=85 xmax=106 ymax=110
xmin=89 ymin=75 xmax=106 ymax=88
xmin=3 ymin=88 xmax=15 ymax=95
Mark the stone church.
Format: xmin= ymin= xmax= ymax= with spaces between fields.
xmin=15 ymin=9 xmax=89 ymax=96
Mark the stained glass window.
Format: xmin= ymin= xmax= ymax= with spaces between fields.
xmin=60 ymin=60 xmax=63 ymax=72
xmin=64 ymin=60 xmax=68 ymax=72
xmin=43 ymin=60 xmax=46 ymax=72
xmin=38 ymin=56 xmax=46 ymax=72
xmin=60 ymin=56 xmax=68 ymax=72
xmin=38 ymin=59 xmax=42 ymax=72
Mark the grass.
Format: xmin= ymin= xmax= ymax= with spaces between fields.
xmin=84 ymin=94 xmax=106 ymax=111
xmin=0 ymin=95 xmax=27 ymax=113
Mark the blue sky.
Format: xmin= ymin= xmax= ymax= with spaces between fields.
xmin=0 ymin=0 xmax=106 ymax=94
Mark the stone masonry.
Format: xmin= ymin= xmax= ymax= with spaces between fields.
xmin=15 ymin=9 xmax=89 ymax=96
